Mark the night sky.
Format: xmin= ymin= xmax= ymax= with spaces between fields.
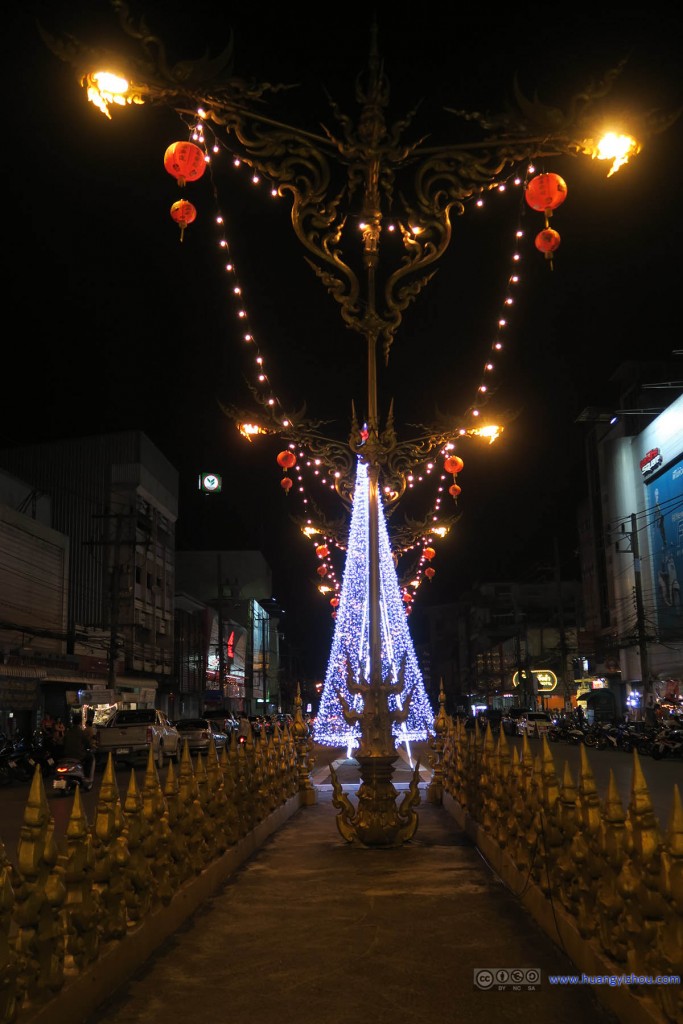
xmin=6 ymin=2 xmax=683 ymax=677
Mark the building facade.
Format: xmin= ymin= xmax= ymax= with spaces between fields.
xmin=577 ymin=375 xmax=683 ymax=720
xmin=175 ymin=550 xmax=281 ymax=716
xmin=0 ymin=432 xmax=178 ymax=721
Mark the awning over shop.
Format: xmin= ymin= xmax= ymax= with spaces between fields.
xmin=43 ymin=674 xmax=108 ymax=686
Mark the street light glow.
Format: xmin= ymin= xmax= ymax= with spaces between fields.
xmin=468 ymin=424 xmax=503 ymax=444
xmin=84 ymin=71 xmax=143 ymax=119
xmin=586 ymin=131 xmax=641 ymax=176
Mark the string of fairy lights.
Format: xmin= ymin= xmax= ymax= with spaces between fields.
xmin=166 ymin=111 xmax=564 ymax=616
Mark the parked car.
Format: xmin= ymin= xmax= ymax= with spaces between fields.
xmin=175 ymin=718 xmax=229 ymax=755
xmin=95 ymin=708 xmax=180 ymax=768
xmin=516 ymin=711 xmax=552 ymax=737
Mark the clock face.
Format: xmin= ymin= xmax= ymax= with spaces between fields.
xmin=202 ymin=473 xmax=221 ymax=493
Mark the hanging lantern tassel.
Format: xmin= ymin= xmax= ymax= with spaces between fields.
xmin=170 ymin=199 xmax=196 ymax=242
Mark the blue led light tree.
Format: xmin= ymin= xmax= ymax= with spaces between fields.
xmin=314 ymin=459 xmax=434 ymax=749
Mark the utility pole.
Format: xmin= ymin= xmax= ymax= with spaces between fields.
xmin=553 ymin=537 xmax=572 ymax=711
xmin=217 ymin=554 xmax=225 ymax=709
xmin=107 ymin=512 xmax=124 ymax=689
xmin=614 ymin=514 xmax=654 ymax=725
xmin=630 ymin=513 xmax=655 ymax=725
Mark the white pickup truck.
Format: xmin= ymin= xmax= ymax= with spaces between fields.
xmin=95 ymin=708 xmax=181 ymax=768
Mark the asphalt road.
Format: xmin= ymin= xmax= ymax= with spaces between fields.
xmin=0 ymin=737 xmax=680 ymax=871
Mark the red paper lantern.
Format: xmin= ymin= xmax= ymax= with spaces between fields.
xmin=423 ymin=547 xmax=436 ymax=561
xmin=402 ymin=592 xmax=412 ymax=604
xmin=444 ymin=455 xmax=464 ymax=475
xmin=170 ymin=199 xmax=196 ymax=242
xmin=425 ymin=567 xmax=435 ymax=579
xmin=164 ymin=142 xmax=206 ymax=186
xmin=535 ymin=228 xmax=561 ymax=255
xmin=316 ymin=565 xmax=327 ymax=577
xmin=280 ymin=476 xmax=293 ymax=494
xmin=448 ymin=483 xmax=462 ymax=499
xmin=315 ymin=544 xmax=329 ymax=559
xmin=276 ymin=450 xmax=296 ymax=470
xmin=525 ymin=173 xmax=567 ymax=213
xmin=330 ymin=597 xmax=340 ymax=608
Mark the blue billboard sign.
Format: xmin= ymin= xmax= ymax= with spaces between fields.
xmin=647 ymin=455 xmax=683 ymax=639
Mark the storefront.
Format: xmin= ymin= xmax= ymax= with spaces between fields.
xmin=0 ymin=666 xmax=43 ymax=739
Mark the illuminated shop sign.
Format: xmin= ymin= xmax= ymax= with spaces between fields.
xmin=640 ymin=448 xmax=662 ymax=477
xmin=512 ymin=669 xmax=557 ymax=692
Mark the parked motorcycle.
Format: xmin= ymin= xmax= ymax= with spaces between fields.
xmin=594 ymin=722 xmax=630 ymax=751
xmin=650 ymin=727 xmax=683 ymax=760
xmin=581 ymin=723 xmax=604 ymax=748
xmin=0 ymin=736 xmax=34 ymax=784
xmin=548 ymin=715 xmax=586 ymax=745
xmin=52 ymin=755 xmax=96 ymax=795
xmin=23 ymin=732 xmax=56 ymax=778
xmin=619 ymin=725 xmax=656 ymax=755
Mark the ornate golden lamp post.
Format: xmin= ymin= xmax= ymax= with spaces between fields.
xmin=41 ymin=6 xmax=674 ymax=846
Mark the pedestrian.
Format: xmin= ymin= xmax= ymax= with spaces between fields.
xmin=84 ymin=711 xmax=98 ymax=751
xmin=62 ymin=712 xmax=94 ymax=776
xmin=53 ymin=716 xmax=66 ymax=751
xmin=40 ymin=712 xmax=55 ymax=752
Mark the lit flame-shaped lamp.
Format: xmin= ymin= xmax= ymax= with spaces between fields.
xmin=170 ymin=199 xmax=196 ymax=242
xmin=164 ymin=142 xmax=206 ymax=186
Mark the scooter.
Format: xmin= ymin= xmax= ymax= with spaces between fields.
xmin=52 ymin=755 xmax=95 ymax=795
xmin=650 ymin=728 xmax=683 ymax=760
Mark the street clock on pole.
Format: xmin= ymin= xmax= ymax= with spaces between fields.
xmin=199 ymin=472 xmax=222 ymax=494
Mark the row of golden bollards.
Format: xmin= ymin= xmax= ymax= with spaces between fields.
xmin=0 ymin=718 xmax=315 ymax=1024
xmin=426 ymin=688 xmax=682 ymax=1024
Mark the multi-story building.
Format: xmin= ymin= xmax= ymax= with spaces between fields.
xmin=577 ymin=363 xmax=683 ymax=720
xmin=0 ymin=431 xmax=178 ymax=717
xmin=418 ymin=578 xmax=582 ymax=714
xmin=175 ymin=550 xmax=281 ymax=716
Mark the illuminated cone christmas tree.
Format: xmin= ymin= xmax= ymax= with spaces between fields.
xmin=313 ymin=459 xmax=434 ymax=748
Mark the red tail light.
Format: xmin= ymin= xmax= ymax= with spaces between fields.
xmin=56 ymin=765 xmax=69 ymax=773
xmin=146 ymin=726 xmax=153 ymax=744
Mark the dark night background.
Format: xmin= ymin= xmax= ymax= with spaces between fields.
xmin=5 ymin=2 xmax=683 ymax=677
